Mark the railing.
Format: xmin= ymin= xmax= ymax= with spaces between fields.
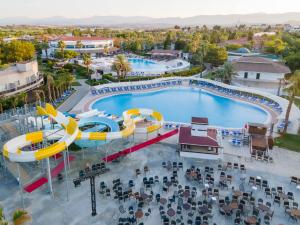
xmin=0 ymin=75 xmax=43 ymax=97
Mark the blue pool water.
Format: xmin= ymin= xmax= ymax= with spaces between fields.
xmin=92 ymin=88 xmax=268 ymax=128
xmin=128 ymin=58 xmax=167 ymax=72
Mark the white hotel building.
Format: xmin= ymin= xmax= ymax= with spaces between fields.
xmin=43 ymin=37 xmax=115 ymax=58
xmin=0 ymin=60 xmax=43 ymax=97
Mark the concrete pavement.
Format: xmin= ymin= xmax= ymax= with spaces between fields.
xmin=58 ymin=79 xmax=90 ymax=112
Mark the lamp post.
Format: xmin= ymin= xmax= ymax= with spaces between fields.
xmin=73 ymin=164 xmax=109 ymax=216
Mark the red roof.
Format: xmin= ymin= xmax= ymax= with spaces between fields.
xmin=191 ymin=117 xmax=208 ymax=124
xmin=232 ymin=56 xmax=291 ymax=74
xmin=56 ymin=36 xmax=113 ymax=41
xmin=178 ymin=127 xmax=220 ymax=147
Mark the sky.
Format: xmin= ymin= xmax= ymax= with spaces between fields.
xmin=1 ymin=0 xmax=300 ymax=18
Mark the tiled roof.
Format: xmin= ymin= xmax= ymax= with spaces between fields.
xmin=232 ymin=56 xmax=291 ymax=74
xmin=56 ymin=36 xmax=113 ymax=41
xmin=178 ymin=127 xmax=219 ymax=147
xmin=191 ymin=117 xmax=208 ymax=124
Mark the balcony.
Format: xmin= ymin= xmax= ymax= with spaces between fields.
xmin=0 ymin=75 xmax=44 ymax=97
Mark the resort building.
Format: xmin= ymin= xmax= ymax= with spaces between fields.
xmin=0 ymin=60 xmax=42 ymax=97
xmin=43 ymin=36 xmax=116 ymax=58
xmin=178 ymin=117 xmax=222 ymax=160
xmin=231 ymin=56 xmax=291 ymax=92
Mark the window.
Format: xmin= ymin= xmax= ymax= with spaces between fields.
xmin=256 ymin=73 xmax=260 ymax=80
xmin=244 ymin=72 xmax=248 ymax=79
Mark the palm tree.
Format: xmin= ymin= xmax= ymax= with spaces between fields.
xmin=199 ymin=41 xmax=208 ymax=77
xmin=283 ymin=71 xmax=300 ymax=134
xmin=75 ymin=41 xmax=83 ymax=56
xmin=103 ymin=45 xmax=109 ymax=55
xmin=12 ymin=209 xmax=31 ymax=225
xmin=111 ymin=55 xmax=132 ymax=80
xmin=222 ymin=62 xmax=235 ymax=84
xmin=10 ymin=96 xmax=19 ymax=112
xmin=42 ymin=36 xmax=49 ymax=58
xmin=46 ymin=75 xmax=55 ymax=102
xmin=82 ymin=53 xmax=92 ymax=77
xmin=57 ymin=40 xmax=66 ymax=60
xmin=0 ymin=98 xmax=4 ymax=114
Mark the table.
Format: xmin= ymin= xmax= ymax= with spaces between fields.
xmin=222 ymin=205 xmax=232 ymax=213
xmin=278 ymin=193 xmax=288 ymax=200
xmin=259 ymin=204 xmax=269 ymax=212
xmin=233 ymin=191 xmax=243 ymax=197
xmin=245 ymin=216 xmax=257 ymax=224
xmin=167 ymin=208 xmax=176 ymax=217
xmin=291 ymin=209 xmax=300 ymax=217
xmin=141 ymin=193 xmax=149 ymax=200
xmin=165 ymin=181 xmax=172 ymax=187
xmin=183 ymin=190 xmax=190 ymax=198
xmin=229 ymin=202 xmax=238 ymax=210
xmin=135 ymin=210 xmax=144 ymax=219
xmin=183 ymin=203 xmax=191 ymax=210
xmin=199 ymin=205 xmax=210 ymax=214
xmin=160 ymin=198 xmax=167 ymax=205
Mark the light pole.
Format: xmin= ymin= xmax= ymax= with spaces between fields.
xmin=73 ymin=164 xmax=109 ymax=216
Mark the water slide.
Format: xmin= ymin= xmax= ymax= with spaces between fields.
xmin=3 ymin=104 xmax=164 ymax=162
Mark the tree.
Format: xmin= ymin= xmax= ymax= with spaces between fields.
xmin=1 ymin=40 xmax=35 ymax=63
xmin=75 ymin=41 xmax=83 ymax=55
xmin=12 ymin=209 xmax=31 ymax=225
xmin=163 ymin=33 xmax=172 ymax=50
xmin=54 ymin=50 xmax=78 ymax=60
xmin=174 ymin=39 xmax=187 ymax=50
xmin=46 ymin=75 xmax=55 ymax=101
xmin=41 ymin=36 xmax=49 ymax=58
xmin=283 ymin=72 xmax=300 ymax=134
xmin=222 ymin=62 xmax=235 ymax=84
xmin=204 ymin=44 xmax=228 ymax=66
xmin=285 ymin=52 xmax=300 ymax=72
xmin=103 ymin=45 xmax=109 ymax=55
xmin=82 ymin=53 xmax=92 ymax=76
xmin=57 ymin=40 xmax=66 ymax=60
xmin=111 ymin=54 xmax=132 ymax=80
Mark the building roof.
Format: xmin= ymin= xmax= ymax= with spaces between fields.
xmin=148 ymin=49 xmax=182 ymax=56
xmin=55 ymin=36 xmax=113 ymax=42
xmin=232 ymin=56 xmax=291 ymax=74
xmin=178 ymin=127 xmax=220 ymax=147
xmin=191 ymin=117 xmax=208 ymax=125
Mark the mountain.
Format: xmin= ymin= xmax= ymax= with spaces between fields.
xmin=1 ymin=13 xmax=300 ymax=27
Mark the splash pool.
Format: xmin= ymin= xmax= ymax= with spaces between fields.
xmin=128 ymin=58 xmax=167 ymax=72
xmin=91 ymin=87 xmax=269 ymax=128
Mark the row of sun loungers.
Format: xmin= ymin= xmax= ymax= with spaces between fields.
xmin=221 ymin=129 xmax=244 ymax=137
xmin=52 ymin=90 xmax=73 ymax=107
xmin=128 ymin=72 xmax=162 ymax=77
xmin=164 ymin=123 xmax=182 ymax=129
xmin=191 ymin=81 xmax=283 ymax=114
xmin=91 ymin=80 xmax=182 ymax=95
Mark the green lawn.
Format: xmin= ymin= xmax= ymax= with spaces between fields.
xmin=294 ymin=97 xmax=300 ymax=108
xmin=274 ymin=134 xmax=300 ymax=152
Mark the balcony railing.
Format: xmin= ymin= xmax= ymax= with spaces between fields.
xmin=0 ymin=76 xmax=44 ymax=97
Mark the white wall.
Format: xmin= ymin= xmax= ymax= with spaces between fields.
xmin=236 ymin=71 xmax=284 ymax=82
xmin=0 ymin=61 xmax=39 ymax=92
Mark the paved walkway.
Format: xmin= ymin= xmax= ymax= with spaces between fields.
xmin=58 ymin=79 xmax=90 ymax=112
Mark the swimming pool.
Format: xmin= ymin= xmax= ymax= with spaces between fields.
xmin=91 ymin=88 xmax=268 ymax=128
xmin=128 ymin=58 xmax=167 ymax=72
